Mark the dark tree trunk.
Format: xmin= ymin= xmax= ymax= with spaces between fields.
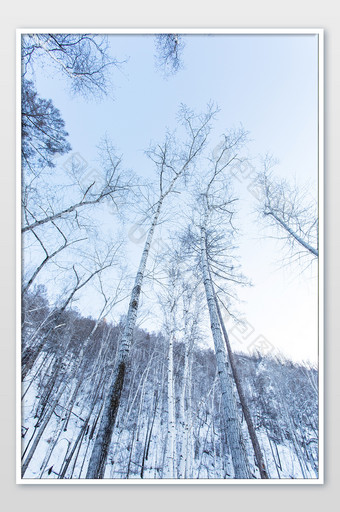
xmin=86 ymin=361 xmax=126 ymax=478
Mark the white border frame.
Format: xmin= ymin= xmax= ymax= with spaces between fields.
xmin=16 ymin=28 xmax=324 ymax=485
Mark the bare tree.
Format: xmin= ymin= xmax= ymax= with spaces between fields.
xmin=22 ymin=221 xmax=86 ymax=295
xmin=22 ymin=140 xmax=130 ymax=234
xmin=257 ymin=164 xmax=318 ymax=263
xmin=155 ymin=34 xmax=185 ymax=77
xmin=215 ymin=298 xmax=268 ymax=478
xmin=22 ymin=34 xmax=119 ymax=98
xmin=192 ymin=129 xmax=251 ymax=478
xmin=86 ymin=104 xmax=216 ymax=479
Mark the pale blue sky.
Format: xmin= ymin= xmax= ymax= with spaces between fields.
xmin=27 ymin=33 xmax=319 ymax=364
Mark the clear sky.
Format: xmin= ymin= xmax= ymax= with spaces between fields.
xmin=28 ymin=32 xmax=319 ymax=364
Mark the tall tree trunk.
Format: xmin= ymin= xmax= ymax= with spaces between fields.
xmin=86 ymin=201 xmax=162 ymax=479
xmin=84 ymin=108 xmax=211 ymax=478
xmin=177 ymin=333 xmax=193 ymax=478
xmin=214 ymin=298 xmax=268 ymax=479
xmin=200 ymin=223 xmax=250 ymax=479
xmin=163 ymin=327 xmax=176 ymax=478
xmin=185 ymin=352 xmax=194 ymax=478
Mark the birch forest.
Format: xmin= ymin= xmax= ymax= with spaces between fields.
xmin=20 ymin=33 xmax=320 ymax=480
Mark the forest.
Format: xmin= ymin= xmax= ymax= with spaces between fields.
xmin=20 ymin=33 xmax=319 ymax=480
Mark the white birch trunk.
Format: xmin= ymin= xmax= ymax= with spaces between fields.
xmin=178 ymin=334 xmax=191 ymax=478
xmin=163 ymin=328 xmax=176 ymax=478
xmin=185 ymin=353 xmax=194 ymax=478
xmin=267 ymin=210 xmax=318 ymax=257
xmin=200 ymin=221 xmax=250 ymax=479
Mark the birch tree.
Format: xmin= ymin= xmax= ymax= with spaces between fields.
xmin=162 ymin=286 xmax=177 ymax=479
xmin=161 ymin=240 xmax=203 ymax=478
xmin=177 ymin=276 xmax=202 ymax=478
xmin=21 ymin=281 xmax=319 ymax=479
xmin=257 ymin=165 xmax=318 ymax=263
xmin=215 ymin=298 xmax=268 ymax=478
xmin=158 ymin=257 xmax=183 ymax=479
xmin=86 ymin=104 xmax=216 ymax=479
xmin=200 ymin=225 xmax=250 ymax=478
xmin=183 ymin=204 xmax=268 ymax=477
xmin=194 ymin=129 xmax=251 ymax=478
